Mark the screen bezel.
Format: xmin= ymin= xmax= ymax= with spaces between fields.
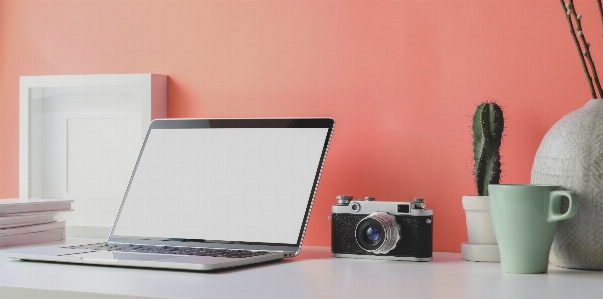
xmin=108 ymin=118 xmax=335 ymax=254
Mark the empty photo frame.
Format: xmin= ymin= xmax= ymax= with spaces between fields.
xmin=19 ymin=74 xmax=167 ymax=237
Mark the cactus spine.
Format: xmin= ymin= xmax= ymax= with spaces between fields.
xmin=472 ymin=102 xmax=504 ymax=196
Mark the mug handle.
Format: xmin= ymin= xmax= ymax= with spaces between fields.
xmin=548 ymin=190 xmax=579 ymax=222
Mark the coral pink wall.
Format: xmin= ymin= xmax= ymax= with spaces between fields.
xmin=0 ymin=0 xmax=599 ymax=252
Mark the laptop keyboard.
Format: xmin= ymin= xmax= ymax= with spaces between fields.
xmin=63 ymin=243 xmax=272 ymax=259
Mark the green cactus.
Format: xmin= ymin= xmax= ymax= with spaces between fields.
xmin=472 ymin=102 xmax=504 ymax=196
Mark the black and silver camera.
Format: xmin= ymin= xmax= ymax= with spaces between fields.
xmin=330 ymin=196 xmax=433 ymax=261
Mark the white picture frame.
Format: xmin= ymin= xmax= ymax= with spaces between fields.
xmin=19 ymin=74 xmax=167 ymax=238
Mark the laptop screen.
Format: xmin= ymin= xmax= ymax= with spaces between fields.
xmin=111 ymin=119 xmax=333 ymax=248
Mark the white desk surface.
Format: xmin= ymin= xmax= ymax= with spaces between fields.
xmin=1 ymin=238 xmax=603 ymax=299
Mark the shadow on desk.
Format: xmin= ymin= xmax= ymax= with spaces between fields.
xmin=14 ymin=258 xmax=287 ymax=274
xmin=547 ymin=266 xmax=603 ymax=277
xmin=292 ymin=247 xmax=332 ymax=261
xmin=293 ymin=248 xmax=463 ymax=263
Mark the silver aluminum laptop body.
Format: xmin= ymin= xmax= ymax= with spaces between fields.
xmin=7 ymin=118 xmax=335 ymax=271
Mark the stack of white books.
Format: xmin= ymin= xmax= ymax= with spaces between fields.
xmin=0 ymin=198 xmax=72 ymax=248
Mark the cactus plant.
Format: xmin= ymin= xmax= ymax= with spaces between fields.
xmin=472 ymin=102 xmax=504 ymax=196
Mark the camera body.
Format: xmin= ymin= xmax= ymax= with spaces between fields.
xmin=331 ymin=196 xmax=433 ymax=261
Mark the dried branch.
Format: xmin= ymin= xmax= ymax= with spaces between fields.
xmin=598 ymin=0 xmax=603 ymax=29
xmin=561 ymin=0 xmax=597 ymax=99
xmin=570 ymin=0 xmax=603 ymax=98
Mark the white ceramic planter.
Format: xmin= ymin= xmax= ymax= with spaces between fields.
xmin=461 ymin=195 xmax=500 ymax=262
xmin=532 ymin=99 xmax=603 ymax=269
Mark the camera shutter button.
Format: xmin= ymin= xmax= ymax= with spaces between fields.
xmin=337 ymin=195 xmax=353 ymax=205
xmin=414 ymin=198 xmax=425 ymax=209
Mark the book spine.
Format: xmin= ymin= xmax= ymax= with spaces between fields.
xmin=0 ymin=202 xmax=71 ymax=215
xmin=0 ymin=228 xmax=65 ymax=248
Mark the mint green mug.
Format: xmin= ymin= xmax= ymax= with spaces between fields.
xmin=488 ymin=184 xmax=579 ymax=274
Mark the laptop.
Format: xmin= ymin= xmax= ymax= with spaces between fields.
xmin=7 ymin=118 xmax=335 ymax=271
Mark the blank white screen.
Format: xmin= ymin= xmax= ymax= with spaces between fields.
xmin=112 ymin=128 xmax=328 ymax=244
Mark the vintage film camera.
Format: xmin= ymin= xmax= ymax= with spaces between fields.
xmin=330 ymin=196 xmax=433 ymax=261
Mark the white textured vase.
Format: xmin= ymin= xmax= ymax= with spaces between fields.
xmin=531 ymin=99 xmax=603 ymax=269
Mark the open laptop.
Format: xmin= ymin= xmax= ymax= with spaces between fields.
xmin=7 ymin=118 xmax=335 ymax=271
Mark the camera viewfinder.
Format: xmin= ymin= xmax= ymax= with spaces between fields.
xmin=397 ymin=204 xmax=410 ymax=214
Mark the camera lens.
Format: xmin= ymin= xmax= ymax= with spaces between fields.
xmin=364 ymin=225 xmax=381 ymax=243
xmin=355 ymin=212 xmax=400 ymax=254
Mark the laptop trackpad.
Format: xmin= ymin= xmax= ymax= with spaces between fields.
xmin=75 ymin=251 xmax=168 ymax=262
